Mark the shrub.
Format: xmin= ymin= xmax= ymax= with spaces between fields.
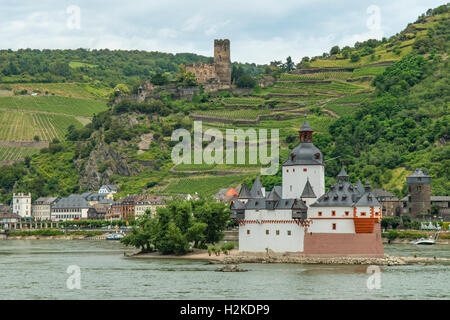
xmin=350 ymin=53 xmax=360 ymax=62
xmin=236 ymin=74 xmax=257 ymax=88
xmin=220 ymin=242 xmax=235 ymax=255
xmin=387 ymin=230 xmax=398 ymax=240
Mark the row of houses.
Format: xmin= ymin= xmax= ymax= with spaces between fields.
xmin=4 ymin=185 xmax=171 ymax=222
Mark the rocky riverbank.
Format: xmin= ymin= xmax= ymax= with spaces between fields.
xmin=126 ymin=250 xmax=450 ymax=266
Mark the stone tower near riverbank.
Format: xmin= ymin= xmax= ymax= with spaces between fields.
xmin=406 ymin=168 xmax=431 ymax=218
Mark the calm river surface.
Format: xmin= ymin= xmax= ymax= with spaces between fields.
xmin=0 ymin=240 xmax=449 ymax=300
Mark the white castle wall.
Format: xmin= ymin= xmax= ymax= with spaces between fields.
xmin=282 ymin=165 xmax=325 ymax=199
xmin=239 ymin=209 xmax=305 ymax=252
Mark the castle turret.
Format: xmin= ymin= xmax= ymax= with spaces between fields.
xmin=406 ymin=168 xmax=431 ymax=218
xmin=282 ymin=120 xmax=325 ymax=200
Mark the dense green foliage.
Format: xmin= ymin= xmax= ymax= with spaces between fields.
xmin=120 ymin=199 xmax=229 ymax=254
xmin=0 ymin=48 xmax=265 ymax=89
xmin=319 ymin=53 xmax=449 ymax=195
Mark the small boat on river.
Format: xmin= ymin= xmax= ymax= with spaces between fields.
xmin=106 ymin=231 xmax=125 ymax=240
xmin=411 ymin=232 xmax=439 ymax=245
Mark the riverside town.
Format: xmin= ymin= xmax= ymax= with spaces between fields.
xmin=0 ymin=0 xmax=449 ymax=308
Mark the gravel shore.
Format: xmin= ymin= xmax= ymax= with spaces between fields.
xmin=126 ymin=250 xmax=450 ymax=266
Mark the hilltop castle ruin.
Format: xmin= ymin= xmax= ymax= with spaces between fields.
xmin=186 ymin=39 xmax=231 ymax=91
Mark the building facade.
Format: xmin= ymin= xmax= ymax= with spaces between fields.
xmin=12 ymin=193 xmax=32 ymax=218
xmin=51 ymin=194 xmax=91 ymax=221
xmin=32 ymin=197 xmax=59 ymax=221
xmin=372 ymin=189 xmax=400 ymax=217
xmin=230 ymin=120 xmax=384 ymax=257
xmin=134 ymin=195 xmax=169 ymax=219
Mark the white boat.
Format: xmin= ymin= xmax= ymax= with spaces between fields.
xmin=411 ymin=232 xmax=439 ymax=245
xmin=106 ymin=231 xmax=125 ymax=240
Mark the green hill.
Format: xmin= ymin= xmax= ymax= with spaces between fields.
xmin=0 ymin=4 xmax=448 ymax=202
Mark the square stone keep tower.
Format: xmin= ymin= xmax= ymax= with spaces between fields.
xmin=214 ymin=39 xmax=231 ymax=85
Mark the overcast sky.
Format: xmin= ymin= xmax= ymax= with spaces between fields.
xmin=0 ymin=0 xmax=444 ymax=64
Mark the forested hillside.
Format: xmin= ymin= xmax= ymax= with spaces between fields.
xmin=0 ymin=5 xmax=448 ymax=203
xmin=0 ymin=48 xmax=265 ymax=88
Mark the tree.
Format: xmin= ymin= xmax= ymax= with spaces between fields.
xmin=350 ymin=53 xmax=360 ymax=62
xmin=231 ymin=65 xmax=245 ymax=84
xmin=236 ymin=74 xmax=256 ymax=88
xmin=151 ymin=73 xmax=169 ymax=85
xmin=283 ymin=56 xmax=295 ymax=72
xmin=120 ymin=198 xmax=229 ymax=255
xmin=431 ymin=204 xmax=440 ymax=215
xmin=175 ymin=65 xmax=198 ymax=87
xmin=192 ymin=200 xmax=229 ymax=246
xmin=113 ymin=84 xmax=130 ymax=96
xmin=186 ymin=222 xmax=208 ymax=248
xmin=330 ymin=45 xmax=340 ymax=55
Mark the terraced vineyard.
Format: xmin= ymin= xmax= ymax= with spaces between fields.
xmin=222 ymin=97 xmax=266 ymax=107
xmin=279 ymin=72 xmax=352 ymax=81
xmin=192 ymin=108 xmax=273 ymax=120
xmin=0 ymin=146 xmax=40 ymax=162
xmin=0 ymin=110 xmax=83 ymax=141
xmin=0 ymin=95 xmax=107 ymax=117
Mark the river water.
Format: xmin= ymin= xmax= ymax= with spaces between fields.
xmin=0 ymin=240 xmax=448 ymax=300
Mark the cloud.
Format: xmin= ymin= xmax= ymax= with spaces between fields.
xmin=0 ymin=0 xmax=445 ymax=64
xmin=182 ymin=15 xmax=204 ymax=32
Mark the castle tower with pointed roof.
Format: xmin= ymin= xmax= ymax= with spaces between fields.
xmin=229 ymin=120 xmax=384 ymax=257
xmin=406 ymin=168 xmax=431 ymax=218
xmin=282 ymin=120 xmax=325 ymax=199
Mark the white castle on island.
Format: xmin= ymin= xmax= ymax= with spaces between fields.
xmin=230 ymin=120 xmax=384 ymax=257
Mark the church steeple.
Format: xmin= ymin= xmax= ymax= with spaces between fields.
xmin=299 ymin=120 xmax=313 ymax=143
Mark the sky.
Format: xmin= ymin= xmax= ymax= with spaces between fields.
xmin=0 ymin=0 xmax=445 ymax=64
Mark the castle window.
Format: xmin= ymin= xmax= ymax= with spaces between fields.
xmin=290 ymin=185 xmax=293 ymax=192
xmin=361 ymin=212 xmax=366 ymax=216
xmin=276 ymin=230 xmax=280 ymax=236
xmin=247 ymin=230 xmax=250 ymax=235
xmin=332 ymin=223 xmax=336 ymax=230
xmin=293 ymin=169 xmax=295 ymax=172
xmin=303 ymin=200 xmax=306 ymax=204
xmin=345 ymin=211 xmax=349 ymax=216
xmin=287 ymin=230 xmax=291 ymax=236
xmin=286 ymin=169 xmax=289 ymax=173
xmin=266 ymin=230 xmax=269 ymax=235
xmin=332 ymin=210 xmax=336 ymax=216
xmin=318 ymin=211 xmax=322 ymax=217
xmin=303 ymin=168 xmax=307 ymax=172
